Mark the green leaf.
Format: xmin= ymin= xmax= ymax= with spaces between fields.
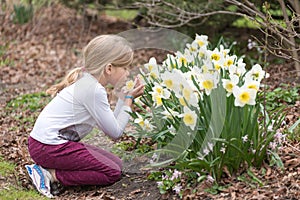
xmin=288 ymin=118 xmax=300 ymax=133
xmin=247 ymin=169 xmax=263 ymax=186
xmin=268 ymin=150 xmax=284 ymax=170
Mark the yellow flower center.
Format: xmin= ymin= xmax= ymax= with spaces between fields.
xmin=211 ymin=53 xmax=220 ymax=61
xmin=203 ymin=80 xmax=213 ymax=90
xmin=225 ymin=82 xmax=234 ymax=92
xmin=253 ymin=72 xmax=260 ymax=78
xmin=248 ymin=84 xmax=258 ymax=91
xmin=197 ymin=40 xmax=204 ymax=47
xmin=138 ymin=120 xmax=145 ymax=127
xmin=225 ymin=59 xmax=234 ymax=66
xmin=190 ymin=47 xmax=196 ymax=52
xmin=179 ymin=57 xmax=187 ymax=66
xmin=126 ymin=80 xmax=134 ymax=90
xmin=145 ymin=123 xmax=152 ymax=130
xmin=148 ymin=65 xmax=153 ymax=71
xmin=199 ymin=52 xmax=204 ymax=58
xmin=164 ymin=79 xmax=173 ymax=89
xmin=150 ymin=72 xmax=157 ymax=79
xmin=155 ymin=95 xmax=162 ymax=106
xmin=179 ymin=97 xmax=186 ymax=106
xmin=155 ymin=87 xmax=163 ymax=94
xmin=202 ymin=65 xmax=209 ymax=73
xmin=183 ymin=88 xmax=191 ymax=100
xmin=215 ymin=64 xmax=221 ymax=70
xmin=183 ymin=113 xmax=195 ymax=125
xmin=239 ymin=92 xmax=250 ymax=103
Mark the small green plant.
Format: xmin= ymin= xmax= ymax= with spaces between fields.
xmin=111 ymin=139 xmax=153 ymax=163
xmin=13 ymin=4 xmax=34 ymax=24
xmin=287 ymin=118 xmax=300 ymax=142
xmin=0 ymin=58 xmax=14 ymax=67
xmin=114 ymin=141 xmax=135 ymax=151
xmin=0 ymin=44 xmax=9 ymax=57
xmin=0 ymin=156 xmax=15 ymax=176
xmin=111 ymin=141 xmax=135 ymax=160
xmin=148 ymin=169 xmax=184 ymax=197
xmin=6 ymin=92 xmax=50 ymax=112
xmin=259 ymin=84 xmax=299 ymax=111
xmin=237 ymin=168 xmax=264 ymax=188
xmin=5 ymin=92 xmax=51 ymax=125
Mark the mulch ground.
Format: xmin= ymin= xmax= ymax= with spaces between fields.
xmin=0 ymin=2 xmax=299 ymax=200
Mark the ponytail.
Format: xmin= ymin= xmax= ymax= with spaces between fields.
xmin=46 ymin=67 xmax=83 ymax=96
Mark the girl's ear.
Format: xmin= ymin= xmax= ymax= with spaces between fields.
xmin=104 ymin=64 xmax=113 ymax=75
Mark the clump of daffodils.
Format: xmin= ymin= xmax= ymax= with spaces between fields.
xmin=131 ymin=34 xmax=276 ymax=184
xmin=136 ymin=34 xmax=268 ymax=129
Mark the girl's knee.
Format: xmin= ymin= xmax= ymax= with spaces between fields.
xmin=107 ymin=168 xmax=122 ymax=184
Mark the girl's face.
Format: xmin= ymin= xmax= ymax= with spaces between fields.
xmin=109 ymin=66 xmax=129 ymax=87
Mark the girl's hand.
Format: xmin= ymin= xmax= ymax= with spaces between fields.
xmin=128 ymin=76 xmax=144 ymax=98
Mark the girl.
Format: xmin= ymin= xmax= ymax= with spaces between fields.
xmin=25 ymin=35 xmax=144 ymax=198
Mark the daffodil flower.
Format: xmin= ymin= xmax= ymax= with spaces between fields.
xmin=145 ymin=57 xmax=160 ymax=79
xmin=186 ymin=42 xmax=199 ymax=55
xmin=150 ymin=82 xmax=171 ymax=99
xmin=178 ymin=106 xmax=197 ymax=130
xmin=212 ymin=60 xmax=223 ymax=71
xmin=161 ymin=109 xmax=179 ymax=120
xmin=143 ymin=119 xmax=154 ymax=131
xmin=219 ymin=44 xmax=230 ymax=57
xmin=197 ymin=45 xmax=208 ymax=58
xmin=208 ymin=48 xmax=223 ymax=62
xmin=152 ymin=93 xmax=163 ymax=107
xmin=175 ymin=51 xmax=188 ymax=67
xmin=123 ymin=80 xmax=135 ymax=92
xmin=232 ymin=85 xmax=257 ymax=107
xmin=161 ymin=70 xmax=181 ymax=92
xmin=224 ymin=54 xmax=237 ymax=69
xmin=245 ymin=64 xmax=269 ymax=82
xmin=163 ymin=54 xmax=177 ymax=70
xmin=222 ymin=74 xmax=239 ymax=96
xmin=244 ymin=77 xmax=260 ymax=91
xmin=195 ymin=34 xmax=208 ymax=47
xmin=134 ymin=113 xmax=145 ymax=127
xmin=199 ymin=72 xmax=218 ymax=95
xmin=182 ymin=86 xmax=198 ymax=107
xmin=134 ymin=113 xmax=154 ymax=131
xmin=200 ymin=59 xmax=214 ymax=74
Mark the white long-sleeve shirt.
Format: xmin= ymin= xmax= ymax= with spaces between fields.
xmin=30 ymin=72 xmax=131 ymax=145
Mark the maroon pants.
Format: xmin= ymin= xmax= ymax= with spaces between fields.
xmin=28 ymin=137 xmax=122 ymax=186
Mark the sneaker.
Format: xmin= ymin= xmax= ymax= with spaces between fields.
xmin=25 ymin=164 xmax=54 ymax=198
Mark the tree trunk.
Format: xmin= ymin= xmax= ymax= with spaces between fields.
xmin=278 ymin=0 xmax=300 ymax=77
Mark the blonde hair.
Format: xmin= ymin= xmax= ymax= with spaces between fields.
xmin=46 ymin=35 xmax=133 ymax=96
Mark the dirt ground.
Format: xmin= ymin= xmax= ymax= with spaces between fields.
xmin=0 ymin=2 xmax=299 ymax=200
